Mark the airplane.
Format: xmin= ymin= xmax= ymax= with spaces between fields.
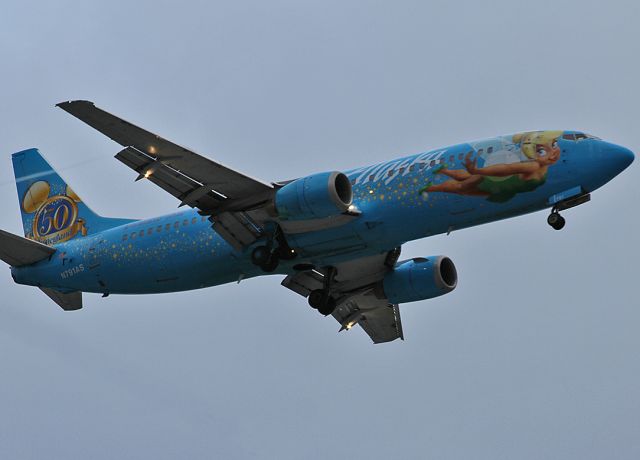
xmin=0 ymin=101 xmax=634 ymax=343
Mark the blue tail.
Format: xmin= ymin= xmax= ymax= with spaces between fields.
xmin=12 ymin=148 xmax=136 ymax=246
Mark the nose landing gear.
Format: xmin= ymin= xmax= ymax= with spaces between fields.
xmin=547 ymin=210 xmax=566 ymax=230
xmin=546 ymin=192 xmax=591 ymax=231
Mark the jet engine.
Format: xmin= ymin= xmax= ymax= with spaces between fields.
xmin=381 ymin=256 xmax=457 ymax=304
xmin=275 ymin=171 xmax=353 ymax=220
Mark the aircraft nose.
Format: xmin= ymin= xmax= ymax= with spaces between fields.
xmin=579 ymin=141 xmax=634 ymax=192
xmin=603 ymin=142 xmax=635 ymax=175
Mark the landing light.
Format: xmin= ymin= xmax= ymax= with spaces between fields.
xmin=144 ymin=170 xmax=153 ymax=179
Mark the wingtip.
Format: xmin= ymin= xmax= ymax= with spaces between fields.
xmin=56 ymin=100 xmax=95 ymax=109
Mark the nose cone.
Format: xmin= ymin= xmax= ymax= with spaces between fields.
xmin=605 ymin=143 xmax=635 ymax=174
xmin=578 ymin=141 xmax=634 ymax=192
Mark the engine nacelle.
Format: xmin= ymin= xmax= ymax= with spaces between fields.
xmin=275 ymin=171 xmax=353 ymax=220
xmin=381 ymin=256 xmax=457 ymax=304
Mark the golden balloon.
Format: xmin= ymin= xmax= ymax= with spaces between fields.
xmin=22 ymin=181 xmax=50 ymax=213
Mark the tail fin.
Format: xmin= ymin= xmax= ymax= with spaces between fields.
xmin=12 ymin=148 xmax=135 ymax=246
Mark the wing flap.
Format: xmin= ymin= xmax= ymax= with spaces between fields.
xmin=115 ymin=147 xmax=224 ymax=210
xmin=332 ymin=294 xmax=404 ymax=344
xmin=210 ymin=212 xmax=262 ymax=251
xmin=357 ymin=304 xmax=404 ymax=344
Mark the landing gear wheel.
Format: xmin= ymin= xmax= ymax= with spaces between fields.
xmin=308 ymin=290 xmax=323 ymax=310
xmin=547 ymin=212 xmax=566 ymax=230
xmin=308 ymin=289 xmax=337 ymax=316
xmin=318 ymin=297 xmax=337 ymax=316
xmin=251 ymin=246 xmax=271 ymax=266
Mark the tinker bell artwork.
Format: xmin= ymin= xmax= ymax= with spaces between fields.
xmin=420 ymin=131 xmax=563 ymax=203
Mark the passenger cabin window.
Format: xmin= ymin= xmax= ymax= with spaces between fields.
xmin=122 ymin=234 xmax=128 ymax=241
xmin=399 ymin=167 xmax=405 ymax=174
xmin=131 ymin=232 xmax=136 ymax=239
xmin=157 ymin=225 xmax=163 ymax=233
xmin=183 ymin=220 xmax=189 ymax=227
xmin=191 ymin=217 xmax=197 ymax=225
xmin=430 ymin=160 xmax=436 ymax=167
xmin=147 ymin=228 xmax=153 ymax=236
xmin=165 ymin=223 xmax=171 ymax=231
xmin=478 ymin=148 xmax=484 ymax=155
xmin=487 ymin=147 xmax=493 ymax=154
xmin=458 ymin=153 xmax=464 ymax=160
xmin=139 ymin=230 xmax=145 ymax=238
xmin=409 ymin=164 xmax=416 ymax=172
xmin=174 ymin=221 xmax=180 ymax=229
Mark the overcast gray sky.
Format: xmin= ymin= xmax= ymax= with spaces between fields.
xmin=1 ymin=1 xmax=639 ymax=459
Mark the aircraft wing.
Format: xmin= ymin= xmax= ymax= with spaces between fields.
xmin=57 ymin=100 xmax=275 ymax=249
xmin=282 ymin=248 xmax=404 ymax=344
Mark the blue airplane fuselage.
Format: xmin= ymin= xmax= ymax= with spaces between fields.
xmin=11 ymin=131 xmax=634 ymax=295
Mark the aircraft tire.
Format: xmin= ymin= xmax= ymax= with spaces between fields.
xmin=547 ymin=213 xmax=566 ymax=230
xmin=308 ymin=290 xmax=337 ymax=315
xmin=318 ymin=297 xmax=337 ymax=316
xmin=308 ymin=290 xmax=323 ymax=309
xmin=252 ymin=246 xmax=271 ymax=266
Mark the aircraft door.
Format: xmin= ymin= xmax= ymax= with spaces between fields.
xmin=86 ymin=238 xmax=108 ymax=292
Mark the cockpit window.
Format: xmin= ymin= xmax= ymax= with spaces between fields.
xmin=562 ymin=132 xmax=600 ymax=141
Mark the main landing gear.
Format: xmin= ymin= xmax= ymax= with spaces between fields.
xmin=307 ymin=266 xmax=338 ymax=316
xmin=250 ymin=226 xmax=297 ymax=273
xmin=251 ymin=245 xmax=280 ymax=272
xmin=547 ymin=210 xmax=566 ymax=231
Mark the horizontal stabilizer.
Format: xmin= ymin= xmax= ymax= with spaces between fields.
xmin=0 ymin=229 xmax=56 ymax=267
xmin=39 ymin=288 xmax=83 ymax=311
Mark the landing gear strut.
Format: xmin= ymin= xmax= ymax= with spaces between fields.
xmin=308 ymin=266 xmax=338 ymax=316
xmin=547 ymin=209 xmax=566 ymax=230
